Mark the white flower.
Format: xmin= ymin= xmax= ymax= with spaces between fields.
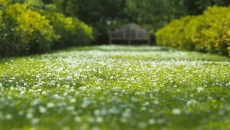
xmin=109 ymin=106 xmax=119 ymax=114
xmin=92 ymin=127 xmax=101 ymax=130
xmin=79 ymin=86 xmax=87 ymax=91
xmin=70 ymin=98 xmax=76 ymax=103
xmin=18 ymin=111 xmax=24 ymax=116
xmin=95 ymin=116 xmax=104 ymax=123
xmin=149 ymin=119 xmax=156 ymax=125
xmin=31 ymin=118 xmax=40 ymax=125
xmin=197 ymin=87 xmax=204 ymax=93
xmin=122 ymin=108 xmax=131 ymax=118
xmin=66 ymin=106 xmax=75 ymax=111
xmin=138 ymin=122 xmax=147 ymax=128
xmin=42 ymin=91 xmax=47 ymax=95
xmin=74 ymin=116 xmax=82 ymax=122
xmin=37 ymin=89 xmax=42 ymax=92
xmin=5 ymin=114 xmax=13 ymax=120
xmin=143 ymin=101 xmax=150 ymax=106
xmin=26 ymin=113 xmax=33 ymax=119
xmin=88 ymin=117 xmax=95 ymax=123
xmin=172 ymin=108 xmax=181 ymax=115
xmin=39 ymin=106 xmax=47 ymax=113
xmin=47 ymin=102 xmax=55 ymax=108
xmin=153 ymin=100 xmax=159 ymax=105
xmin=187 ymin=99 xmax=196 ymax=106
xmin=94 ymin=110 xmax=101 ymax=116
xmin=31 ymin=99 xmax=41 ymax=106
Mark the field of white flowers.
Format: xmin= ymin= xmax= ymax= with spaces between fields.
xmin=0 ymin=45 xmax=230 ymax=130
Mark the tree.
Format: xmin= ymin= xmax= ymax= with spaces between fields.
xmin=184 ymin=0 xmax=230 ymax=15
xmin=41 ymin=0 xmax=230 ymax=44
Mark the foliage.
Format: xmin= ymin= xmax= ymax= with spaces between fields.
xmin=1 ymin=0 xmax=229 ymax=56
xmin=0 ymin=1 xmax=57 ymax=56
xmin=66 ymin=0 xmax=127 ymax=43
xmin=7 ymin=3 xmax=58 ymax=54
xmin=41 ymin=0 xmax=186 ymax=43
xmin=27 ymin=0 xmax=94 ymax=48
xmin=156 ymin=6 xmax=230 ymax=56
xmin=155 ymin=16 xmax=190 ymax=48
xmin=0 ymin=46 xmax=229 ymax=130
xmin=0 ymin=0 xmax=93 ymax=57
xmin=184 ymin=0 xmax=230 ymax=15
xmin=42 ymin=0 xmax=230 ymax=44
xmin=45 ymin=12 xmax=93 ymax=48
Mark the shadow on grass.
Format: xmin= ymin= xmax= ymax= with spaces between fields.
xmin=0 ymin=45 xmax=229 ymax=63
xmin=72 ymin=45 xmax=172 ymax=52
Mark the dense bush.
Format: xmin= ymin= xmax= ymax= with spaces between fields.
xmin=45 ymin=12 xmax=93 ymax=49
xmin=0 ymin=2 xmax=58 ymax=56
xmin=0 ymin=0 xmax=93 ymax=57
xmin=156 ymin=6 xmax=230 ymax=56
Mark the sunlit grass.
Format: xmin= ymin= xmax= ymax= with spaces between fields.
xmin=0 ymin=45 xmax=229 ymax=130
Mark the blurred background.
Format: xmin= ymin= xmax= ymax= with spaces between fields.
xmin=0 ymin=0 xmax=230 ymax=57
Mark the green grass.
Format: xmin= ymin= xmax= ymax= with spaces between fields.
xmin=0 ymin=45 xmax=230 ymax=130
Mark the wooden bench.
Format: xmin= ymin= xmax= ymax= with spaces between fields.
xmin=109 ymin=24 xmax=151 ymax=45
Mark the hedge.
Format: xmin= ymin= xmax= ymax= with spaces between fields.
xmin=156 ymin=6 xmax=230 ymax=56
xmin=0 ymin=0 xmax=93 ymax=57
xmin=44 ymin=12 xmax=93 ymax=49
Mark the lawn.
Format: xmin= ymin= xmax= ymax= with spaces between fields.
xmin=0 ymin=45 xmax=229 ymax=130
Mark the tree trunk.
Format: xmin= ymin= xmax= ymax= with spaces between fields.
xmin=63 ymin=0 xmax=67 ymax=15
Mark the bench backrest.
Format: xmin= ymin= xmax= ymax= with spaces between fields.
xmin=110 ymin=29 xmax=150 ymax=39
xmin=109 ymin=24 xmax=151 ymax=44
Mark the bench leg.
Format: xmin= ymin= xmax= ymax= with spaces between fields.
xmin=109 ymin=39 xmax=112 ymax=45
xmin=128 ymin=40 xmax=131 ymax=45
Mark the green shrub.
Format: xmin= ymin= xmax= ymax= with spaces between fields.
xmin=7 ymin=3 xmax=58 ymax=53
xmin=45 ymin=12 xmax=93 ymax=49
xmin=0 ymin=0 xmax=17 ymax=56
xmin=0 ymin=2 xmax=58 ymax=56
xmin=0 ymin=0 xmax=93 ymax=57
xmin=156 ymin=6 xmax=230 ymax=56
xmin=156 ymin=16 xmax=192 ymax=49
